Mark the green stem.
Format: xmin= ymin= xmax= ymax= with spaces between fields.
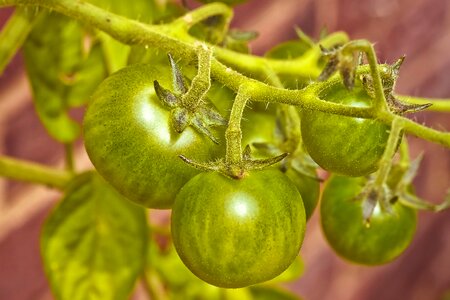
xmin=1 ymin=0 xmax=449 ymax=149
xmin=172 ymin=2 xmax=232 ymax=32
xmin=0 ymin=6 xmax=43 ymax=74
xmin=0 ymin=155 xmax=72 ymax=189
xmin=396 ymin=95 xmax=450 ymax=112
xmin=375 ymin=117 xmax=403 ymax=187
xmin=64 ymin=143 xmax=75 ymax=173
xmin=181 ymin=43 xmax=212 ymax=110
xmin=226 ymin=87 xmax=249 ymax=166
xmin=378 ymin=110 xmax=450 ymax=148
xmin=373 ymin=117 xmax=403 ymax=212
xmin=399 ymin=138 xmax=410 ymax=167
xmin=342 ymin=40 xmax=388 ymax=112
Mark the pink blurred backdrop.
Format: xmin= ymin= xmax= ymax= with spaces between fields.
xmin=1 ymin=0 xmax=449 ymax=299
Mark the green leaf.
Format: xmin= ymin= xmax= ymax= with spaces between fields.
xmin=66 ymin=42 xmax=108 ymax=107
xmin=23 ymin=12 xmax=106 ymax=143
xmin=0 ymin=7 xmax=44 ymax=75
xmin=41 ymin=172 xmax=148 ymax=300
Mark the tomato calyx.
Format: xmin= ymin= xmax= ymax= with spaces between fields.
xmin=318 ymin=43 xmax=360 ymax=90
xmin=361 ymin=56 xmax=432 ymax=114
xmin=154 ymin=53 xmax=227 ymax=144
xmin=319 ymin=45 xmax=432 ymax=114
xmin=356 ymin=155 xmax=450 ymax=223
xmin=179 ymin=146 xmax=288 ymax=179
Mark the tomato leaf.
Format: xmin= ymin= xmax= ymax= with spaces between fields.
xmin=41 ymin=172 xmax=148 ymax=300
xmin=23 ymin=12 xmax=106 ymax=143
xmin=0 ymin=7 xmax=44 ymax=75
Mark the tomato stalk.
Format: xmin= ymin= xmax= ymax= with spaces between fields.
xmin=374 ymin=117 xmax=404 ymax=189
xmin=181 ymin=43 xmax=212 ymax=111
xmin=64 ymin=143 xmax=75 ymax=173
xmin=171 ymin=2 xmax=232 ymax=40
xmin=339 ymin=40 xmax=389 ymax=112
xmin=1 ymin=0 xmax=450 ymax=149
xmin=225 ymin=87 xmax=248 ymax=171
xmin=0 ymin=155 xmax=72 ymax=189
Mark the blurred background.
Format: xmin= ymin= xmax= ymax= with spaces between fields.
xmin=0 ymin=0 xmax=449 ymax=299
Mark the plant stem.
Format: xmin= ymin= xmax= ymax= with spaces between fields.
xmin=342 ymin=40 xmax=388 ymax=112
xmin=0 ymin=155 xmax=72 ymax=189
xmin=375 ymin=117 xmax=403 ymax=187
xmin=378 ymin=110 xmax=450 ymax=148
xmin=225 ymin=87 xmax=249 ymax=166
xmin=0 ymin=6 xmax=43 ymax=74
xmin=399 ymin=138 xmax=410 ymax=167
xmin=172 ymin=1 xmax=232 ymax=33
xmin=64 ymin=143 xmax=75 ymax=173
xmin=214 ymin=31 xmax=348 ymax=80
xmin=1 ymin=0 xmax=449 ymax=149
xmin=181 ymin=43 xmax=212 ymax=110
xmin=373 ymin=117 xmax=403 ymax=212
xmin=396 ymin=95 xmax=450 ymax=112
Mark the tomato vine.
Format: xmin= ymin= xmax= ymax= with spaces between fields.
xmin=0 ymin=0 xmax=450 ymax=299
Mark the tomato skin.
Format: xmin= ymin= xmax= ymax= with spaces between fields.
xmin=320 ymin=175 xmax=417 ymax=265
xmin=83 ymin=64 xmax=223 ymax=209
xmin=285 ymin=167 xmax=319 ymax=220
xmin=301 ymin=83 xmax=390 ymax=177
xmin=171 ymin=169 xmax=306 ymax=288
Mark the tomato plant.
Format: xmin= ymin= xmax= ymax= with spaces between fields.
xmin=171 ymin=169 xmax=306 ymax=288
xmin=301 ymin=82 xmax=391 ymax=177
xmin=320 ymin=175 xmax=417 ymax=265
xmin=1 ymin=1 xmax=449 ymax=300
xmin=83 ymin=63 xmax=223 ymax=209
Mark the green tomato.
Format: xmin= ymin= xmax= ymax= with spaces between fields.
xmin=285 ymin=167 xmax=319 ymax=220
xmin=320 ymin=175 xmax=417 ymax=265
xmin=83 ymin=64 xmax=223 ymax=209
xmin=241 ymin=109 xmax=320 ymax=220
xmin=171 ymin=169 xmax=306 ymax=288
xmin=301 ymin=83 xmax=391 ymax=176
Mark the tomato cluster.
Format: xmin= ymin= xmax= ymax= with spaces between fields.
xmin=83 ymin=60 xmax=416 ymax=288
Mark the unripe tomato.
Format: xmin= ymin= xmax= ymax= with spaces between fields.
xmin=301 ymin=83 xmax=391 ymax=176
xmin=320 ymin=175 xmax=417 ymax=265
xmin=83 ymin=64 xmax=223 ymax=209
xmin=171 ymin=169 xmax=306 ymax=288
